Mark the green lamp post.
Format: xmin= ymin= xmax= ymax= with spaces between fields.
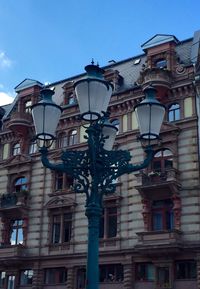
xmin=32 ymin=63 xmax=165 ymax=289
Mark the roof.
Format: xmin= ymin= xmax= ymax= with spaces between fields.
xmin=141 ymin=34 xmax=179 ymax=50
xmin=15 ymin=78 xmax=43 ymax=92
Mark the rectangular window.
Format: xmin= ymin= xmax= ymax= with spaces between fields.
xmin=44 ymin=268 xmax=67 ymax=284
xmin=51 ymin=212 xmax=72 ymax=244
xmin=99 ymin=264 xmax=123 ymax=283
xmin=136 ymin=263 xmax=155 ymax=281
xmin=7 ymin=276 xmax=15 ymax=289
xmin=76 ymin=268 xmax=86 ymax=289
xmin=10 ymin=219 xmax=23 ymax=245
xmin=175 ymin=260 xmax=197 ymax=279
xmin=152 ymin=200 xmax=174 ymax=231
xmin=55 ymin=172 xmax=73 ymax=191
xmin=99 ymin=205 xmax=117 ymax=239
xmin=157 ymin=267 xmax=170 ymax=287
xmin=20 ymin=270 xmax=33 ymax=285
xmin=0 ymin=272 xmax=6 ymax=287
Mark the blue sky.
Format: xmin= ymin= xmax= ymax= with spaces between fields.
xmin=0 ymin=0 xmax=199 ymax=105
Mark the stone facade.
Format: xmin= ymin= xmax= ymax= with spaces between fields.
xmin=0 ymin=31 xmax=199 ymax=288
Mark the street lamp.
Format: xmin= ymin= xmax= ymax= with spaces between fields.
xmin=32 ymin=63 xmax=165 ymax=289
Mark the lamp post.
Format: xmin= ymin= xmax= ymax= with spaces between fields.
xmin=32 ymin=64 xmax=165 ymax=289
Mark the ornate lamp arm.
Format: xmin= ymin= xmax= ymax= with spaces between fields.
xmin=117 ymin=145 xmax=154 ymax=177
xmin=39 ymin=146 xmax=66 ymax=172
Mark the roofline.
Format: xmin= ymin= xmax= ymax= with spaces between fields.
xmin=47 ymin=52 xmax=146 ymax=88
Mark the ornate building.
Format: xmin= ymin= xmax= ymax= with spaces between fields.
xmin=0 ymin=31 xmax=200 ymax=289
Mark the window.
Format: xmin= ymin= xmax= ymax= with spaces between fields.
xmin=20 ymin=270 xmax=33 ymax=285
xmin=76 ymin=268 xmax=86 ymax=289
xmin=24 ymin=100 xmax=32 ymax=114
xmin=7 ymin=276 xmax=15 ymax=289
xmin=0 ymin=272 xmax=6 ymax=287
xmin=136 ymin=263 xmax=155 ymax=281
xmin=99 ymin=264 xmax=123 ymax=282
xmin=14 ymin=176 xmax=28 ymax=193
xmin=68 ymin=93 xmax=76 ymax=105
xmin=55 ymin=172 xmax=73 ymax=191
xmin=57 ymin=133 xmax=67 ymax=148
xmin=175 ymin=260 xmax=197 ymax=279
xmin=168 ymin=103 xmax=180 ymax=122
xmin=51 ymin=212 xmax=72 ymax=244
xmin=152 ymin=149 xmax=173 ymax=173
xmin=10 ymin=219 xmax=23 ymax=245
xmin=157 ymin=267 xmax=170 ymax=287
xmin=44 ymin=268 xmax=67 ymax=285
xmin=68 ymin=129 xmax=78 ymax=146
xmin=29 ymin=140 xmax=37 ymax=154
xmin=99 ymin=205 xmax=117 ymax=239
xmin=155 ymin=59 xmax=167 ymax=69
xmin=152 ymin=199 xmax=174 ymax=231
xmin=12 ymin=143 xmax=20 ymax=156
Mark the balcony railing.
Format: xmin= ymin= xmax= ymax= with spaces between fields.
xmin=0 ymin=244 xmax=25 ymax=260
xmin=139 ymin=67 xmax=172 ymax=88
xmin=136 ymin=230 xmax=182 ymax=247
xmin=6 ymin=111 xmax=32 ymax=133
xmin=0 ymin=191 xmax=28 ymax=209
xmin=137 ymin=168 xmax=179 ymax=187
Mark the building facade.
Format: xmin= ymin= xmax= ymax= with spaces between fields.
xmin=0 ymin=31 xmax=199 ymax=289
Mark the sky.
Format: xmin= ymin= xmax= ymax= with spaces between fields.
xmin=0 ymin=0 xmax=199 ymax=105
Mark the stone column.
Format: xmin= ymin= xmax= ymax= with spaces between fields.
xmin=123 ymin=263 xmax=133 ymax=289
xmin=66 ymin=267 xmax=74 ymax=289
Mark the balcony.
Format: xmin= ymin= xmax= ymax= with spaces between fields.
xmin=136 ymin=169 xmax=181 ymax=198
xmin=136 ymin=230 xmax=183 ymax=255
xmin=6 ymin=111 xmax=32 ymax=135
xmin=139 ymin=67 xmax=172 ymax=89
xmin=0 ymin=191 xmax=28 ymax=215
xmin=0 ymin=244 xmax=25 ymax=263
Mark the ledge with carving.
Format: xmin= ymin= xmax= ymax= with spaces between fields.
xmin=137 ymin=67 xmax=172 ymax=89
xmin=135 ymin=229 xmax=183 ymax=255
xmin=5 ymin=111 xmax=32 ymax=135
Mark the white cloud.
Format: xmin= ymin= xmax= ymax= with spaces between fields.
xmin=0 ymin=92 xmax=14 ymax=105
xmin=0 ymin=51 xmax=12 ymax=68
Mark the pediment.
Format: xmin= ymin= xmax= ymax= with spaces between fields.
xmin=5 ymin=154 xmax=32 ymax=167
xmin=45 ymin=196 xmax=77 ymax=209
xmin=141 ymin=34 xmax=179 ymax=50
xmin=161 ymin=121 xmax=181 ymax=134
xmin=15 ymin=78 xmax=43 ymax=92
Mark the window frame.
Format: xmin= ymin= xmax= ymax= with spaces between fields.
xmin=99 ymin=203 xmax=117 ymax=239
xmin=51 ymin=210 xmax=73 ymax=245
xmin=99 ymin=264 xmax=123 ymax=283
xmin=175 ymin=260 xmax=197 ymax=280
xmin=135 ymin=262 xmax=155 ymax=281
xmin=44 ymin=267 xmax=67 ymax=285
xmin=12 ymin=143 xmax=21 ymax=156
xmin=168 ymin=103 xmax=180 ymax=122
xmin=20 ymin=269 xmax=33 ymax=285
xmin=10 ymin=219 xmax=24 ymax=245
xmin=54 ymin=172 xmax=73 ymax=192
xmin=152 ymin=199 xmax=174 ymax=231
xmin=68 ymin=129 xmax=78 ymax=146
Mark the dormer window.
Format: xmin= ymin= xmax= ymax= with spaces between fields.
xmin=155 ymin=59 xmax=167 ymax=69
xmin=25 ymin=100 xmax=32 ymax=114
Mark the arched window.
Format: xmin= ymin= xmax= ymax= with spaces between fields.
xmin=14 ymin=176 xmax=28 ymax=193
xmin=13 ymin=143 xmax=21 ymax=156
xmin=29 ymin=140 xmax=37 ymax=154
xmin=57 ymin=133 xmax=68 ymax=148
xmin=168 ymin=103 xmax=180 ymax=122
xmin=68 ymin=129 xmax=78 ymax=146
xmin=152 ymin=149 xmax=173 ymax=173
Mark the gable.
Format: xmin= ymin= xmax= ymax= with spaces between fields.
xmin=141 ymin=34 xmax=179 ymax=51
xmin=15 ymin=78 xmax=43 ymax=92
